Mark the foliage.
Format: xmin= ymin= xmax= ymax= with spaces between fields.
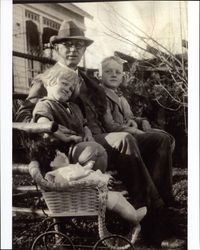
xmin=119 ymin=61 xmax=188 ymax=168
xmin=121 ymin=67 xmax=187 ymax=130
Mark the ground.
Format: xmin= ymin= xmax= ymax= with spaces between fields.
xmin=13 ymin=168 xmax=187 ymax=250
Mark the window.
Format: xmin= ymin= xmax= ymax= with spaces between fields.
xmin=42 ymin=17 xmax=60 ymax=47
xmin=43 ymin=17 xmax=60 ymax=30
xmin=25 ymin=20 xmax=41 ymax=82
xmin=26 ymin=20 xmax=40 ymax=54
xmin=25 ymin=10 xmax=39 ymax=22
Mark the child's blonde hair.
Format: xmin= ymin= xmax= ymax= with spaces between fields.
xmin=41 ymin=64 xmax=80 ymax=88
xmin=101 ymin=56 xmax=123 ymax=68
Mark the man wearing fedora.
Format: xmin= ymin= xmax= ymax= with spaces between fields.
xmin=16 ymin=20 xmax=185 ymax=248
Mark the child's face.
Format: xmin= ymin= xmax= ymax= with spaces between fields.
xmin=47 ymin=74 xmax=76 ymax=102
xmin=102 ymin=60 xmax=123 ymax=89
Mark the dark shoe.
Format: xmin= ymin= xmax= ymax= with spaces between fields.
xmin=161 ymin=238 xmax=186 ymax=249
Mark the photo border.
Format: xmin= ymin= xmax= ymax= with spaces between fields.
xmin=1 ymin=1 xmax=199 ymax=249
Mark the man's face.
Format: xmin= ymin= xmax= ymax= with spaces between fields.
xmin=55 ymin=39 xmax=86 ymax=69
xmin=102 ymin=60 xmax=123 ymax=89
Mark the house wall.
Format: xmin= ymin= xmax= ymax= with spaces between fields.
xmin=13 ymin=3 xmax=85 ymax=94
xmin=28 ymin=3 xmax=85 ymax=28
xmin=13 ymin=5 xmax=28 ymax=94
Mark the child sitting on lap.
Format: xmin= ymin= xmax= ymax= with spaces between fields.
xmin=32 ymin=66 xmax=147 ymax=227
xmin=32 ymin=66 xmax=107 ymax=172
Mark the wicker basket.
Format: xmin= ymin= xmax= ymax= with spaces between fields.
xmin=29 ymin=161 xmax=140 ymax=249
xmin=42 ymin=186 xmax=100 ymax=217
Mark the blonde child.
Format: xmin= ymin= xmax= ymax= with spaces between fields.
xmin=101 ymin=56 xmax=175 ymax=148
xmin=32 ymin=65 xmax=107 ymax=172
xmin=101 ymin=56 xmax=144 ymax=135
xmin=32 ymin=66 xmax=147 ymax=226
xmin=100 ymin=56 xmax=177 ymax=206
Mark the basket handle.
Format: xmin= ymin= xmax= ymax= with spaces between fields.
xmin=28 ymin=161 xmax=58 ymax=191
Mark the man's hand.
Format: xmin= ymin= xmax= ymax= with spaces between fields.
xmin=125 ymin=127 xmax=145 ymax=135
xmin=53 ymin=129 xmax=82 ymax=144
xmin=141 ymin=120 xmax=151 ymax=131
xmin=83 ymin=126 xmax=95 ymax=142
xmin=126 ymin=119 xmax=138 ymax=128
xmin=58 ymin=124 xmax=77 ymax=135
xmin=84 ymin=134 xmax=95 ymax=142
xmin=69 ymin=135 xmax=83 ymax=143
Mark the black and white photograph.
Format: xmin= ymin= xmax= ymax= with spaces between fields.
xmin=1 ymin=1 xmax=199 ymax=249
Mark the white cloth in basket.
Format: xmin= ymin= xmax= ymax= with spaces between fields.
xmin=44 ymin=161 xmax=147 ymax=224
xmin=45 ymin=162 xmax=120 ymax=210
xmin=45 ymin=161 xmax=110 ymax=188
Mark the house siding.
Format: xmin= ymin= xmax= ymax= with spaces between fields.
xmin=13 ymin=5 xmax=28 ymax=93
xmin=13 ymin=3 xmax=87 ymax=94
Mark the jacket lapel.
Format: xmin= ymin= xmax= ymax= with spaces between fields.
xmin=103 ymin=86 xmax=124 ymax=112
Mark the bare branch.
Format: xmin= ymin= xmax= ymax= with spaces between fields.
xmin=107 ymin=4 xmax=185 ymax=68
xmin=154 ymin=98 xmax=183 ymax=111
xmin=100 ymin=4 xmax=188 ymax=85
xmin=156 ymin=80 xmax=186 ymax=105
xmin=101 ymin=23 xmax=148 ymax=54
xmin=170 ymin=73 xmax=187 ymax=93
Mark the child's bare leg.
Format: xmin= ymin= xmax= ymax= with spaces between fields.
xmin=107 ymin=192 xmax=147 ymax=225
xmin=136 ymin=206 xmax=147 ymax=222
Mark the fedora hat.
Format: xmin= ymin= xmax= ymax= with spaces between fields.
xmin=50 ymin=20 xmax=93 ymax=47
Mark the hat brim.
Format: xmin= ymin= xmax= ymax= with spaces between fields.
xmin=50 ymin=35 xmax=93 ymax=47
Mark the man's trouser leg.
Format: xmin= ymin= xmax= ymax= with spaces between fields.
xmin=94 ymin=132 xmax=164 ymax=209
xmin=134 ymin=130 xmax=173 ymax=205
